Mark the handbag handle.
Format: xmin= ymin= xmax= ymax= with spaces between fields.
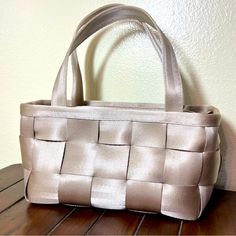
xmin=70 ymin=4 xmax=162 ymax=106
xmin=70 ymin=4 xmax=127 ymax=106
xmin=52 ymin=5 xmax=184 ymax=112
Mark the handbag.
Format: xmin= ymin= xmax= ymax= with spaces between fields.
xmin=20 ymin=4 xmax=221 ymax=220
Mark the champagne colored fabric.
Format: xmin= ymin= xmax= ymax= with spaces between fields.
xmin=67 ymin=119 xmax=98 ymax=142
xmin=167 ymin=124 xmax=206 ymax=152
xmin=21 ymin=101 xmax=220 ymax=127
xmin=61 ymin=142 xmax=96 ymax=176
xmin=127 ymin=146 xmax=165 ymax=182
xmin=161 ymin=185 xmax=200 ymax=220
xmin=23 ymin=169 xmax=31 ymax=201
xmin=200 ymin=150 xmax=221 ymax=185
xmin=20 ymin=117 xmax=34 ymax=138
xmin=20 ymin=4 xmax=221 ymax=221
xmin=27 ymin=172 xmax=60 ymax=204
xmin=126 ymin=181 xmax=162 ymax=212
xmin=163 ymin=150 xmax=202 ymax=185
xmin=94 ymin=144 xmax=130 ymax=179
xmin=59 ymin=174 xmax=92 ymax=205
xmin=32 ymin=140 xmax=65 ymax=173
xmin=198 ymin=186 xmax=213 ymax=216
xmin=99 ymin=120 xmax=132 ymax=145
xmin=132 ymin=122 xmax=166 ymax=148
xmin=204 ymin=127 xmax=220 ymax=151
xmin=91 ymin=177 xmax=127 ymax=210
xmin=34 ymin=118 xmax=67 ymax=141
xmin=19 ymin=137 xmax=34 ymax=170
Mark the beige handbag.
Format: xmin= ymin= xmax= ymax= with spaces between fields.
xmin=20 ymin=4 xmax=221 ymax=220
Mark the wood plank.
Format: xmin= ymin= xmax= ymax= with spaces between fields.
xmin=181 ymin=189 xmax=236 ymax=235
xmin=0 ymin=164 xmax=23 ymax=191
xmin=0 ymin=199 xmax=74 ymax=235
xmin=87 ymin=210 xmax=143 ymax=235
xmin=136 ymin=213 xmax=181 ymax=235
xmin=49 ymin=207 xmax=104 ymax=235
xmin=0 ymin=180 xmax=24 ymax=213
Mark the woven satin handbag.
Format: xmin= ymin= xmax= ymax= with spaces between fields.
xmin=20 ymin=4 xmax=221 ymax=220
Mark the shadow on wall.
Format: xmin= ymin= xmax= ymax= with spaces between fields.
xmin=84 ymin=24 xmax=236 ymax=191
xmin=218 ymin=120 xmax=236 ymax=191
xmin=179 ymin=47 xmax=236 ymax=191
xmin=84 ymin=23 xmax=145 ymax=100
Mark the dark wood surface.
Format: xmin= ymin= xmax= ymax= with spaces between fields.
xmin=0 ymin=164 xmax=235 ymax=235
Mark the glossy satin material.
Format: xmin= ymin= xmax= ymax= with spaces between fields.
xmin=19 ymin=4 xmax=221 ymax=221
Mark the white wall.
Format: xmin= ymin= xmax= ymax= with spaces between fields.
xmin=0 ymin=0 xmax=236 ymax=191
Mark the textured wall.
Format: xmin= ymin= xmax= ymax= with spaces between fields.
xmin=0 ymin=0 xmax=236 ymax=191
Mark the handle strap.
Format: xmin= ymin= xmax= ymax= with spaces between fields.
xmin=52 ymin=5 xmax=183 ymax=112
xmin=70 ymin=4 xmax=125 ymax=106
xmin=70 ymin=4 xmax=162 ymax=106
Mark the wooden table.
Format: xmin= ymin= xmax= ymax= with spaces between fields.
xmin=0 ymin=164 xmax=235 ymax=235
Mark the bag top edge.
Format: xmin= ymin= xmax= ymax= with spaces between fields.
xmin=20 ymin=99 xmax=220 ymax=115
xmin=20 ymin=100 xmax=221 ymax=127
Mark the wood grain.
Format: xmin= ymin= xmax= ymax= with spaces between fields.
xmin=87 ymin=210 xmax=143 ymax=235
xmin=181 ymin=189 xmax=236 ymax=235
xmin=0 ymin=200 xmax=74 ymax=235
xmin=0 ymin=180 xmax=24 ymax=213
xmin=49 ymin=207 xmax=104 ymax=235
xmin=136 ymin=213 xmax=181 ymax=235
xmin=1 ymin=164 xmax=236 ymax=235
xmin=0 ymin=164 xmax=23 ymax=191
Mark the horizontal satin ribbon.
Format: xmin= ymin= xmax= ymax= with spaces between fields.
xmin=20 ymin=100 xmax=221 ymax=127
